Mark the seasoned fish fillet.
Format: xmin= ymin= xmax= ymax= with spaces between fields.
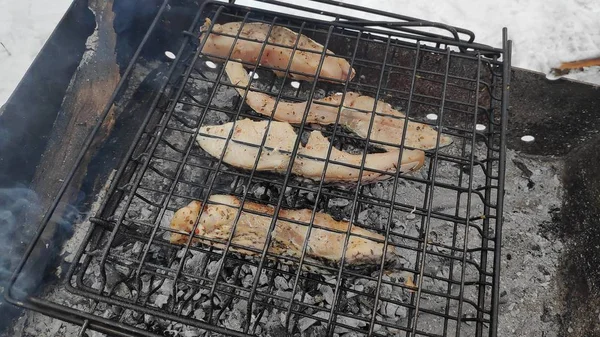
xmin=200 ymin=19 xmax=355 ymax=83
xmin=196 ymin=119 xmax=424 ymax=184
xmin=170 ymin=194 xmax=400 ymax=270
xmin=225 ymin=60 xmax=453 ymax=151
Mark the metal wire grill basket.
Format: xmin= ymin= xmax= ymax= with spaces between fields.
xmin=6 ymin=1 xmax=511 ymax=336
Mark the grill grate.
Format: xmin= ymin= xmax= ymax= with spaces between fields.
xmin=6 ymin=0 xmax=511 ymax=336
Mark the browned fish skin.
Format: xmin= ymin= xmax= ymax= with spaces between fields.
xmin=196 ymin=119 xmax=425 ymax=184
xmin=169 ymin=195 xmax=400 ymax=270
xmin=200 ymin=20 xmax=355 ymax=83
xmin=224 ymin=60 xmax=453 ymax=151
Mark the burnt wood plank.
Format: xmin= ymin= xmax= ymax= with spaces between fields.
xmin=30 ymin=0 xmax=121 ymax=212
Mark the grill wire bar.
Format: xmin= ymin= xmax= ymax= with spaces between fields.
xmin=409 ymin=47 xmax=451 ymax=335
xmin=6 ymin=0 xmax=511 ymax=336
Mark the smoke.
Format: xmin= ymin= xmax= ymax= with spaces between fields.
xmin=0 ymin=185 xmax=83 ymax=333
xmin=0 ymin=186 xmax=42 ymax=331
xmin=0 ymin=186 xmax=41 ymax=282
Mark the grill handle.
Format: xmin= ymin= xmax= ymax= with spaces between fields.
xmin=246 ymin=0 xmax=483 ymax=53
xmin=338 ymin=19 xmax=470 ymax=52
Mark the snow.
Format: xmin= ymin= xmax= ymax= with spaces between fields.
xmin=0 ymin=0 xmax=74 ymax=107
xmin=0 ymin=0 xmax=598 ymax=107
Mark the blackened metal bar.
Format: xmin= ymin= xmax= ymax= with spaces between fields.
xmin=475 ymin=36 xmax=510 ymax=336
xmin=243 ymin=24 xmax=338 ymax=326
xmin=454 ymin=54 xmax=483 ymax=337
xmin=409 ymin=48 xmax=452 ymax=336
xmin=202 ymin=16 xmax=464 ymax=57
xmin=339 ymin=20 xmax=462 ymax=47
xmin=282 ymin=26 xmax=364 ymax=331
xmin=216 ymin=0 xmax=501 ymax=54
xmin=324 ymin=37 xmax=393 ymax=336
xmin=52 ymin=280 xmax=253 ymax=337
xmin=367 ymin=42 xmax=421 ymax=336
xmin=26 ymin=297 xmax=162 ymax=337
xmin=249 ymin=0 xmax=477 ymax=46
xmin=444 ymin=91 xmax=474 ymax=334
xmin=76 ymin=319 xmax=90 ymax=337
xmin=490 ymin=29 xmax=511 ymax=337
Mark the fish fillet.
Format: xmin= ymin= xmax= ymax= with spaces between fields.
xmin=200 ymin=19 xmax=355 ymax=83
xmin=196 ymin=119 xmax=424 ymax=184
xmin=170 ymin=194 xmax=400 ymax=271
xmin=225 ymin=59 xmax=453 ymax=151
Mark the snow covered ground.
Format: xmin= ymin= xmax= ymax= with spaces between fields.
xmin=0 ymin=0 xmax=74 ymax=107
xmin=0 ymin=0 xmax=599 ymax=107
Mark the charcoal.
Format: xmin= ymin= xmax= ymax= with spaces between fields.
xmin=274 ymin=275 xmax=290 ymax=290
xmin=298 ymin=316 xmax=318 ymax=332
xmin=380 ymin=301 xmax=400 ymax=317
xmin=101 ymin=307 xmax=118 ymax=319
xmin=155 ymin=294 xmax=170 ymax=308
xmin=264 ymin=310 xmax=287 ymax=336
xmin=274 ymin=289 xmax=293 ymax=307
xmin=251 ymin=184 xmax=267 ymax=199
xmin=346 ymin=284 xmax=363 ymax=298
xmin=193 ymin=308 xmax=205 ymax=320
xmin=143 ymin=314 xmax=155 ymax=325
xmin=302 ymin=324 xmax=327 ymax=337
xmin=319 ymin=284 xmax=335 ymax=306
xmin=184 ymin=251 xmax=208 ymax=275
xmin=279 ymin=312 xmax=294 ymax=332
xmin=259 ymin=271 xmax=269 ymax=286
xmin=182 ymin=330 xmax=203 ymax=337
xmin=233 ymin=299 xmax=248 ymax=313
xmin=328 ymin=198 xmax=350 ymax=208
xmin=357 ymin=209 xmax=370 ymax=225
xmin=224 ymin=309 xmax=244 ymax=331
xmin=322 ymin=275 xmax=337 ymax=285
xmin=191 ymin=291 xmax=203 ymax=303
xmin=207 ymin=261 xmax=220 ymax=279
xmin=242 ymin=273 xmax=254 ymax=288
xmin=104 ymin=263 xmax=126 ymax=292
xmin=241 ymin=264 xmax=256 ymax=274
xmin=358 ymin=295 xmax=375 ymax=311
xmin=130 ymin=241 xmax=144 ymax=255
xmin=181 ymin=303 xmax=193 ymax=316
xmin=346 ymin=297 xmax=360 ymax=315
xmin=299 ymin=293 xmax=316 ymax=305
xmin=335 ymin=315 xmax=366 ymax=334
xmin=114 ymin=283 xmax=132 ymax=299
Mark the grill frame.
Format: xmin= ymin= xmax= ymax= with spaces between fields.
xmin=5 ymin=0 xmax=512 ymax=336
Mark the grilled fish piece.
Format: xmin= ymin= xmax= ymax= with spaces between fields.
xmin=200 ymin=19 xmax=355 ymax=83
xmin=170 ymin=194 xmax=400 ymax=271
xmin=196 ymin=119 xmax=424 ymax=184
xmin=225 ymin=59 xmax=453 ymax=151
